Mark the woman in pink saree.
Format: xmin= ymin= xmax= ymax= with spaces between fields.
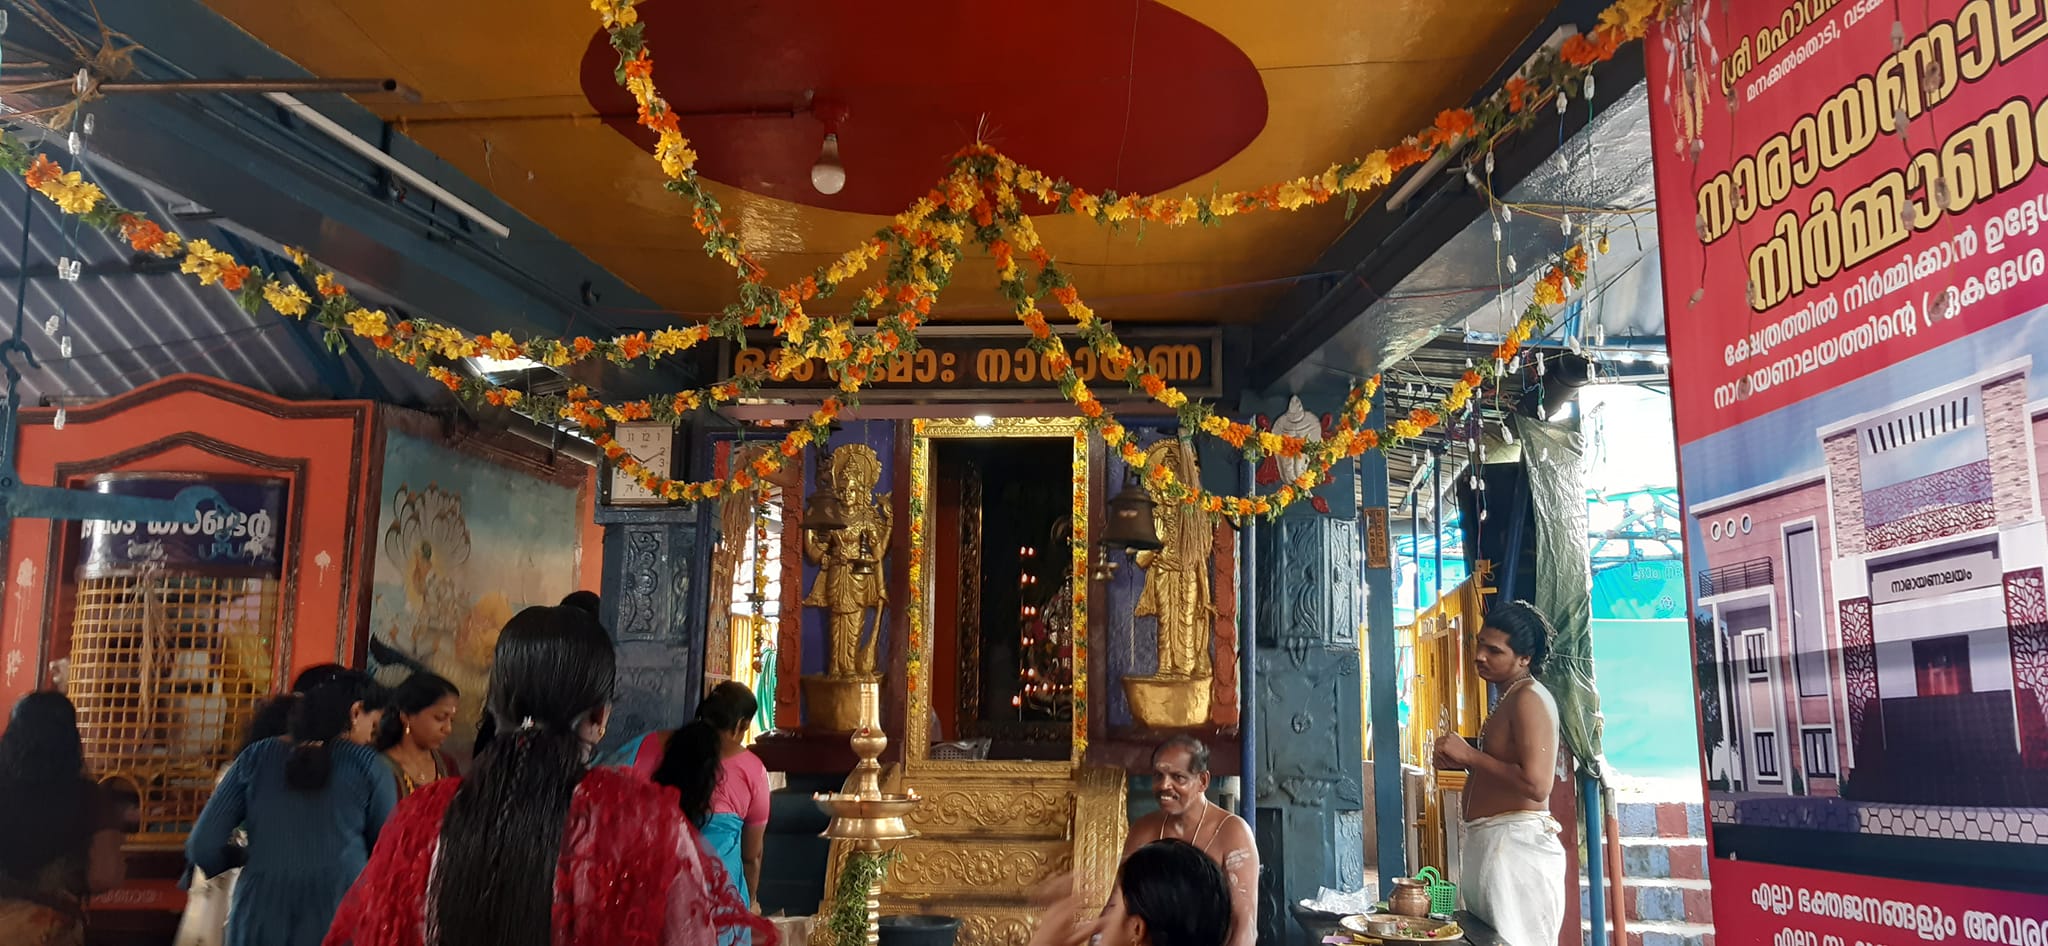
xmin=323 ymin=605 xmax=774 ymax=946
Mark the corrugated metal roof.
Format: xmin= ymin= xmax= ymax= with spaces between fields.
xmin=0 ymin=147 xmax=457 ymax=411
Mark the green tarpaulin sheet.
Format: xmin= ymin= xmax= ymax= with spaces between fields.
xmin=1513 ymin=414 xmax=1608 ymax=785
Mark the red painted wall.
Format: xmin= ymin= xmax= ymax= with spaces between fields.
xmin=0 ymin=374 xmax=605 ymax=720
xmin=1 ymin=375 xmax=378 ymax=711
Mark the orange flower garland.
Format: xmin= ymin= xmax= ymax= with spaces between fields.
xmin=0 ymin=0 xmax=1656 ymax=515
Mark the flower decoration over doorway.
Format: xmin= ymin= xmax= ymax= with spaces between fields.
xmin=0 ymin=0 xmax=1663 ymax=518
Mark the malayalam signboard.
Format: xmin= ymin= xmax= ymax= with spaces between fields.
xmin=76 ymin=475 xmax=288 ymax=578
xmin=724 ymin=329 xmax=1221 ymax=399
xmin=1649 ymin=0 xmax=2048 ymax=936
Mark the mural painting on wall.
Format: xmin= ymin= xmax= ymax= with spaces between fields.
xmin=1649 ymin=0 xmax=2048 ymax=933
xmin=368 ymin=432 xmax=584 ymax=757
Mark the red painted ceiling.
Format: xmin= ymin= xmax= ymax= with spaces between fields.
xmin=200 ymin=0 xmax=1560 ymax=323
xmin=577 ymin=0 xmax=1268 ymax=215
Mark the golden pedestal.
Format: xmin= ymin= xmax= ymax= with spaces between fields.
xmin=803 ymin=674 xmax=881 ymax=733
xmin=1122 ymin=674 xmax=1212 ymax=729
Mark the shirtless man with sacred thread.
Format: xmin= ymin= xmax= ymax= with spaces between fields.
xmin=1432 ymin=600 xmax=1566 ymax=946
xmin=1122 ymin=736 xmax=1258 ymax=946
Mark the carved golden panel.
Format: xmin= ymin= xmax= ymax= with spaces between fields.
xmin=907 ymin=788 xmax=1067 ymax=836
xmin=1071 ymin=765 xmax=1130 ymax=914
xmin=957 ymin=912 xmax=1041 ymax=946
xmin=886 ymin=840 xmax=1071 ymax=893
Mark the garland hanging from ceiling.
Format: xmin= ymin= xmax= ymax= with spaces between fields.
xmin=0 ymin=0 xmax=1666 ymax=518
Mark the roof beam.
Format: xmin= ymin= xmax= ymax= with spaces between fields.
xmin=1245 ymin=1 xmax=1648 ymax=392
xmin=25 ymin=0 xmax=705 ymax=398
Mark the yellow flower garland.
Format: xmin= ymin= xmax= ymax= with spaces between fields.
xmin=0 ymin=0 xmax=1656 ymax=515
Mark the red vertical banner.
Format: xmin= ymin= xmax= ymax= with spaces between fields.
xmin=1648 ymin=0 xmax=2048 ymax=936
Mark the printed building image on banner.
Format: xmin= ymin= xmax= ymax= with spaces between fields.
xmin=1648 ymin=0 xmax=2048 ymax=936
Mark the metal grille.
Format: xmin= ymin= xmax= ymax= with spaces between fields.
xmin=1698 ymin=558 xmax=1774 ymax=597
xmin=66 ymin=574 xmax=279 ymax=846
xmin=929 ymin=737 xmax=992 ymax=761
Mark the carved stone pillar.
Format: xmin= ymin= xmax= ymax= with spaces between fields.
xmin=595 ymin=503 xmax=712 ymax=752
xmin=1254 ymin=513 xmax=1366 ymax=946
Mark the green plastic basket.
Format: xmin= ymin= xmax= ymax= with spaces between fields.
xmin=1413 ymin=867 xmax=1457 ymax=915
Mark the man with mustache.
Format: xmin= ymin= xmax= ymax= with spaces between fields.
xmin=1122 ymin=736 xmax=1257 ymax=946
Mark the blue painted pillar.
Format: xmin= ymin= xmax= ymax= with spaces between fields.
xmin=595 ymin=502 xmax=713 ymax=754
xmin=1253 ymin=509 xmax=1366 ymax=946
xmin=1360 ymin=392 xmax=1404 ymax=893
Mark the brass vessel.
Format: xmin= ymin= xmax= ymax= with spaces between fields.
xmin=1121 ymin=675 xmax=1213 ymax=729
xmin=803 ymin=674 xmax=881 ymax=733
xmin=1387 ymin=877 xmax=1433 ymax=918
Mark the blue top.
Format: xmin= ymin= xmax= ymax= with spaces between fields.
xmin=186 ymin=737 xmax=397 ymax=946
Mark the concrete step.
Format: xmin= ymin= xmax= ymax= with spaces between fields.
xmin=1580 ymin=921 xmax=1717 ymax=946
xmin=1579 ymin=879 xmax=1712 ymax=926
xmin=1617 ymin=837 xmax=1708 ymax=881
xmin=1624 ymin=881 xmax=1713 ymax=925
xmin=1616 ymin=802 xmax=1705 ymax=840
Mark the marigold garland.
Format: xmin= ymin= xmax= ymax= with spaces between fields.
xmin=0 ymin=0 xmax=1657 ymax=515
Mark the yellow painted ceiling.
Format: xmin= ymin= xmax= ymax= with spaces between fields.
xmin=201 ymin=0 xmax=1555 ymax=324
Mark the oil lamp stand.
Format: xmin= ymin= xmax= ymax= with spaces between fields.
xmin=813 ymin=680 xmax=920 ymax=946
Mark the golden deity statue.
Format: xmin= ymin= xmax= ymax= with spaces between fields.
xmin=804 ymin=444 xmax=892 ymax=680
xmin=1125 ymin=439 xmax=1215 ymax=728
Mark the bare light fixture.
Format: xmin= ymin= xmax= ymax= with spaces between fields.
xmin=264 ymin=92 xmax=512 ymax=238
xmin=812 ymin=101 xmax=849 ymax=196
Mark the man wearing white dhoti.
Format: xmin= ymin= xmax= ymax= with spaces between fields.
xmin=1433 ymin=601 xmax=1566 ymax=946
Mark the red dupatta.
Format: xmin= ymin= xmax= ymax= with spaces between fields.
xmin=324 ymin=768 xmax=776 ymax=946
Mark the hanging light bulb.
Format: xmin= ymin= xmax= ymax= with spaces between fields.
xmin=53 ymin=407 xmax=65 ymax=430
xmin=1506 ymin=254 xmax=1518 ymax=274
xmin=810 ymin=102 xmax=850 ymax=196
xmin=1484 ymin=151 xmax=1496 ymax=174
xmin=1491 ymin=219 xmax=1502 ymax=243
xmin=59 ymin=336 xmax=71 ymax=358
xmin=1561 ymin=214 xmax=1573 ymax=236
xmin=1502 ymin=205 xmax=1513 ymax=223
xmin=811 ymin=133 xmax=847 ymax=196
xmin=1584 ymin=73 xmax=1596 ymax=99
xmin=1593 ymin=324 xmax=1606 ymax=346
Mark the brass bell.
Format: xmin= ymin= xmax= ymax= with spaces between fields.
xmin=1100 ymin=473 xmax=1162 ymax=552
xmin=849 ymin=530 xmax=879 ymax=576
xmin=1090 ymin=546 xmax=1118 ymax=581
xmin=802 ymin=491 xmax=849 ymax=531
